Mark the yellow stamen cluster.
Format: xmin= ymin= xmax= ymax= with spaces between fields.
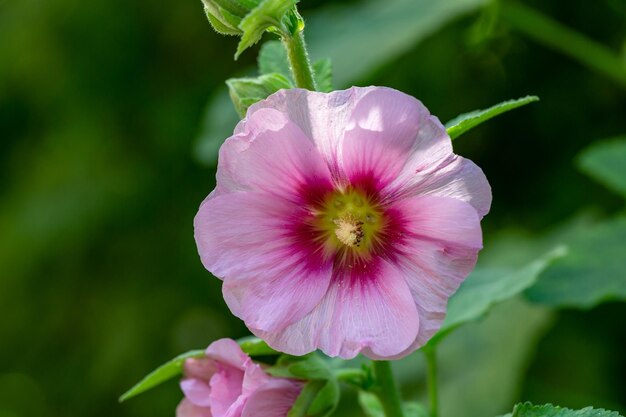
xmin=312 ymin=187 xmax=385 ymax=258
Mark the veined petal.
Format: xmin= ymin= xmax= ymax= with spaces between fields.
xmin=241 ymin=379 xmax=302 ymax=417
xmin=218 ymin=108 xmax=333 ymax=204
xmin=255 ymin=258 xmax=419 ymax=359
xmin=385 ymin=196 xmax=483 ymax=358
xmin=245 ymin=87 xmax=453 ymax=190
xmin=244 ymin=87 xmax=372 ymax=176
xmin=390 ymin=154 xmax=492 ymax=218
xmin=340 ymin=88 xmax=451 ymax=190
xmin=195 ymin=193 xmax=333 ymax=331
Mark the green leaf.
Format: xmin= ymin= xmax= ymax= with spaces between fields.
xmin=525 ymin=216 xmax=626 ymax=307
xmin=427 ymin=246 xmax=566 ymax=346
xmin=206 ymin=10 xmax=242 ymax=36
xmin=357 ymin=392 xmax=427 ymax=417
xmin=235 ymin=0 xmax=297 ymax=59
xmin=118 ymin=349 xmax=204 ymax=402
xmin=269 ymin=354 xmax=339 ymax=417
xmin=195 ymin=87 xmax=239 ymax=166
xmin=226 ymin=72 xmax=292 ymax=117
xmin=306 ymin=378 xmax=340 ymax=417
xmin=268 ymin=354 xmax=333 ymax=380
xmin=258 ymin=40 xmax=292 ymax=81
xmin=445 ymin=96 xmax=539 ymax=140
xmin=238 ymin=336 xmax=279 ymax=356
xmin=306 ymin=0 xmax=489 ymax=87
xmin=313 ymin=59 xmax=333 ymax=92
xmin=577 ymin=137 xmax=626 ymax=199
xmin=404 ymin=402 xmax=429 ymax=417
xmin=287 ymin=379 xmax=339 ymax=417
xmin=509 ymin=402 xmax=623 ymax=417
xmin=358 ymin=391 xmax=384 ymax=417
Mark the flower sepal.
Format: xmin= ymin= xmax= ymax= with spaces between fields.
xmin=267 ymin=354 xmax=340 ymax=417
xmin=226 ymin=73 xmax=292 ymax=117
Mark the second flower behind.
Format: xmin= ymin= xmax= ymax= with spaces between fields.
xmin=177 ymin=338 xmax=302 ymax=417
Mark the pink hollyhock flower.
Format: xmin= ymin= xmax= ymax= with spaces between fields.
xmin=194 ymin=87 xmax=491 ymax=359
xmin=176 ymin=338 xmax=302 ymax=417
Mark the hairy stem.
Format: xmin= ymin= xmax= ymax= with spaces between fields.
xmin=424 ymin=346 xmax=439 ymax=417
xmin=283 ymin=30 xmax=317 ymax=90
xmin=373 ymin=361 xmax=405 ymax=417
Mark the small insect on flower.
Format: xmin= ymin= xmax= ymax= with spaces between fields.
xmin=194 ymin=87 xmax=492 ymax=359
xmin=177 ymin=339 xmax=302 ymax=417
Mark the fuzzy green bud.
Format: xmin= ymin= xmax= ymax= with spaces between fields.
xmin=201 ymin=0 xmax=262 ymax=36
xmin=201 ymin=0 xmax=301 ymax=59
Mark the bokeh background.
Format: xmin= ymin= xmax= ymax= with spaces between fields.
xmin=1 ymin=0 xmax=625 ymax=416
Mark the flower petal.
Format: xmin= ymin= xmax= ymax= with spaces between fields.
xmin=206 ymin=339 xmax=248 ymax=370
xmin=241 ymin=358 xmax=271 ymax=397
xmin=195 ymin=193 xmax=333 ymax=331
xmin=181 ymin=378 xmax=213 ymax=407
xmin=217 ymin=107 xmax=332 ymax=203
xmin=183 ymin=357 xmax=217 ymax=381
xmin=390 ymin=155 xmax=492 ymax=218
xmin=383 ymin=195 xmax=483 ymax=358
xmin=241 ymin=379 xmax=302 ymax=417
xmin=254 ymin=258 xmax=420 ymax=359
xmin=176 ymin=399 xmax=213 ymax=417
xmin=339 ymin=88 xmax=451 ymax=190
xmin=209 ymin=367 xmax=244 ymax=417
xmin=244 ymin=87 xmax=453 ymax=189
xmin=244 ymin=88 xmax=361 ymax=171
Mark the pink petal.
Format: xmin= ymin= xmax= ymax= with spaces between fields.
xmin=241 ymin=379 xmax=303 ymax=417
xmin=254 ymin=258 xmax=420 ymax=359
xmin=176 ymin=398 xmax=213 ymax=417
xmin=183 ymin=357 xmax=216 ymax=381
xmin=244 ymin=87 xmax=454 ymax=188
xmin=384 ymin=196 xmax=483 ymax=358
xmin=217 ymin=107 xmax=332 ymax=203
xmin=195 ymin=192 xmax=333 ymax=331
xmin=241 ymin=358 xmax=271 ymax=396
xmin=180 ymin=378 xmax=212 ymax=407
xmin=390 ymin=154 xmax=492 ymax=219
xmin=209 ymin=367 xmax=244 ymax=417
xmin=242 ymin=87 xmax=373 ymax=174
xmin=339 ymin=88 xmax=451 ymax=189
xmin=206 ymin=339 xmax=248 ymax=370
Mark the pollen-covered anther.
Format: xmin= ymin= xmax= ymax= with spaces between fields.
xmin=333 ymin=215 xmax=365 ymax=247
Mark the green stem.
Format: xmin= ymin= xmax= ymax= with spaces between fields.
xmin=334 ymin=368 xmax=366 ymax=386
xmin=500 ymin=1 xmax=626 ymax=89
xmin=373 ymin=361 xmax=405 ymax=417
xmin=283 ymin=30 xmax=317 ymax=90
xmin=423 ymin=347 xmax=439 ymax=417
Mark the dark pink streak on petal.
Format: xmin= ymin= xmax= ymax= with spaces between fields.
xmin=378 ymin=196 xmax=483 ymax=359
xmin=197 ymin=193 xmax=333 ymax=332
xmin=255 ymin=257 xmax=419 ymax=359
xmin=217 ymin=107 xmax=333 ymax=206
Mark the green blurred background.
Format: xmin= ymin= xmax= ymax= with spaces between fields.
xmin=1 ymin=0 xmax=625 ymax=416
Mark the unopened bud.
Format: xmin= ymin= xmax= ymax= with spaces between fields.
xmin=201 ymin=0 xmax=261 ymax=35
